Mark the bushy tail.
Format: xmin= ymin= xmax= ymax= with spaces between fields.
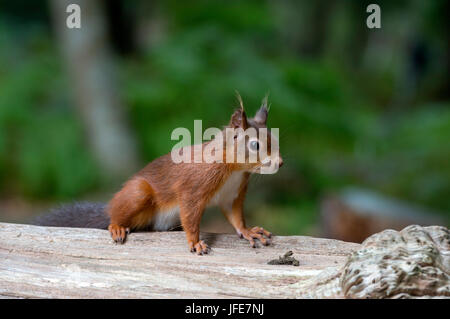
xmin=32 ymin=202 xmax=109 ymax=229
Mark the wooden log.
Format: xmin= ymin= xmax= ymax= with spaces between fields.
xmin=340 ymin=225 xmax=450 ymax=298
xmin=2 ymin=223 xmax=447 ymax=298
xmin=0 ymin=222 xmax=359 ymax=299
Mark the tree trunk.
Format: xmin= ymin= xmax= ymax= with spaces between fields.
xmin=49 ymin=0 xmax=140 ymax=181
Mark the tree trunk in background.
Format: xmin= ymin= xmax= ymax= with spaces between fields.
xmin=49 ymin=0 xmax=140 ymax=182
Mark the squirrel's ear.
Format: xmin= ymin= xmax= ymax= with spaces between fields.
xmin=230 ymin=108 xmax=248 ymax=129
xmin=254 ymin=96 xmax=269 ymax=125
xmin=230 ymin=92 xmax=248 ymax=129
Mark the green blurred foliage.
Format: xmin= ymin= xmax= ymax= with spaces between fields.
xmin=0 ymin=0 xmax=448 ymax=233
xmin=0 ymin=26 xmax=99 ymax=199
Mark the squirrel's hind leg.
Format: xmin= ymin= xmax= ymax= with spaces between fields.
xmin=107 ymin=178 xmax=155 ymax=244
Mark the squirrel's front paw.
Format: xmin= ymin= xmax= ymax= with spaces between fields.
xmin=108 ymin=224 xmax=130 ymax=244
xmin=188 ymin=240 xmax=210 ymax=255
xmin=238 ymin=226 xmax=272 ymax=248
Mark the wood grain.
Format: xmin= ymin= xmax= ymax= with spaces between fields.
xmin=0 ymin=222 xmax=359 ymax=298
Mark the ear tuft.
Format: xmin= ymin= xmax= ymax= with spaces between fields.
xmin=235 ymin=91 xmax=244 ymax=112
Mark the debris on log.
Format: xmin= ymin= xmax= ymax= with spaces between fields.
xmin=267 ymin=251 xmax=300 ymax=266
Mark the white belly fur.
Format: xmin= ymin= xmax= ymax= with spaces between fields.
xmin=207 ymin=171 xmax=244 ymax=210
xmin=150 ymin=171 xmax=244 ymax=231
xmin=151 ymin=206 xmax=181 ymax=231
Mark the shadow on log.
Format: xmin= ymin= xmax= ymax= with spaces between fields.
xmin=0 ymin=223 xmax=448 ymax=298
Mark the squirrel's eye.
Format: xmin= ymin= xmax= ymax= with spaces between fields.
xmin=249 ymin=140 xmax=259 ymax=151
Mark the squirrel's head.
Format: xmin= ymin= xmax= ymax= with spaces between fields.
xmin=225 ymin=95 xmax=283 ymax=174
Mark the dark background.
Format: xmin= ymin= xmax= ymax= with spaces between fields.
xmin=0 ymin=0 xmax=448 ymax=240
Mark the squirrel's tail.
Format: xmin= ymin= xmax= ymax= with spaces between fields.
xmin=32 ymin=202 xmax=110 ymax=229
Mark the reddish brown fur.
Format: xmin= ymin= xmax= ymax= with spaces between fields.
xmin=107 ymin=99 xmax=280 ymax=254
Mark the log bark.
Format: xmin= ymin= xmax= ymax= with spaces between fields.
xmin=1 ymin=223 xmax=448 ymax=298
xmin=0 ymin=222 xmax=358 ymax=298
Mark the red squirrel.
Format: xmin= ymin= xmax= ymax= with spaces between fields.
xmin=34 ymin=96 xmax=283 ymax=255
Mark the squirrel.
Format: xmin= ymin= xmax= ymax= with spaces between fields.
xmin=33 ymin=96 xmax=283 ymax=255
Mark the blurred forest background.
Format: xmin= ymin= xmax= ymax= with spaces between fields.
xmin=0 ymin=0 xmax=448 ymax=241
